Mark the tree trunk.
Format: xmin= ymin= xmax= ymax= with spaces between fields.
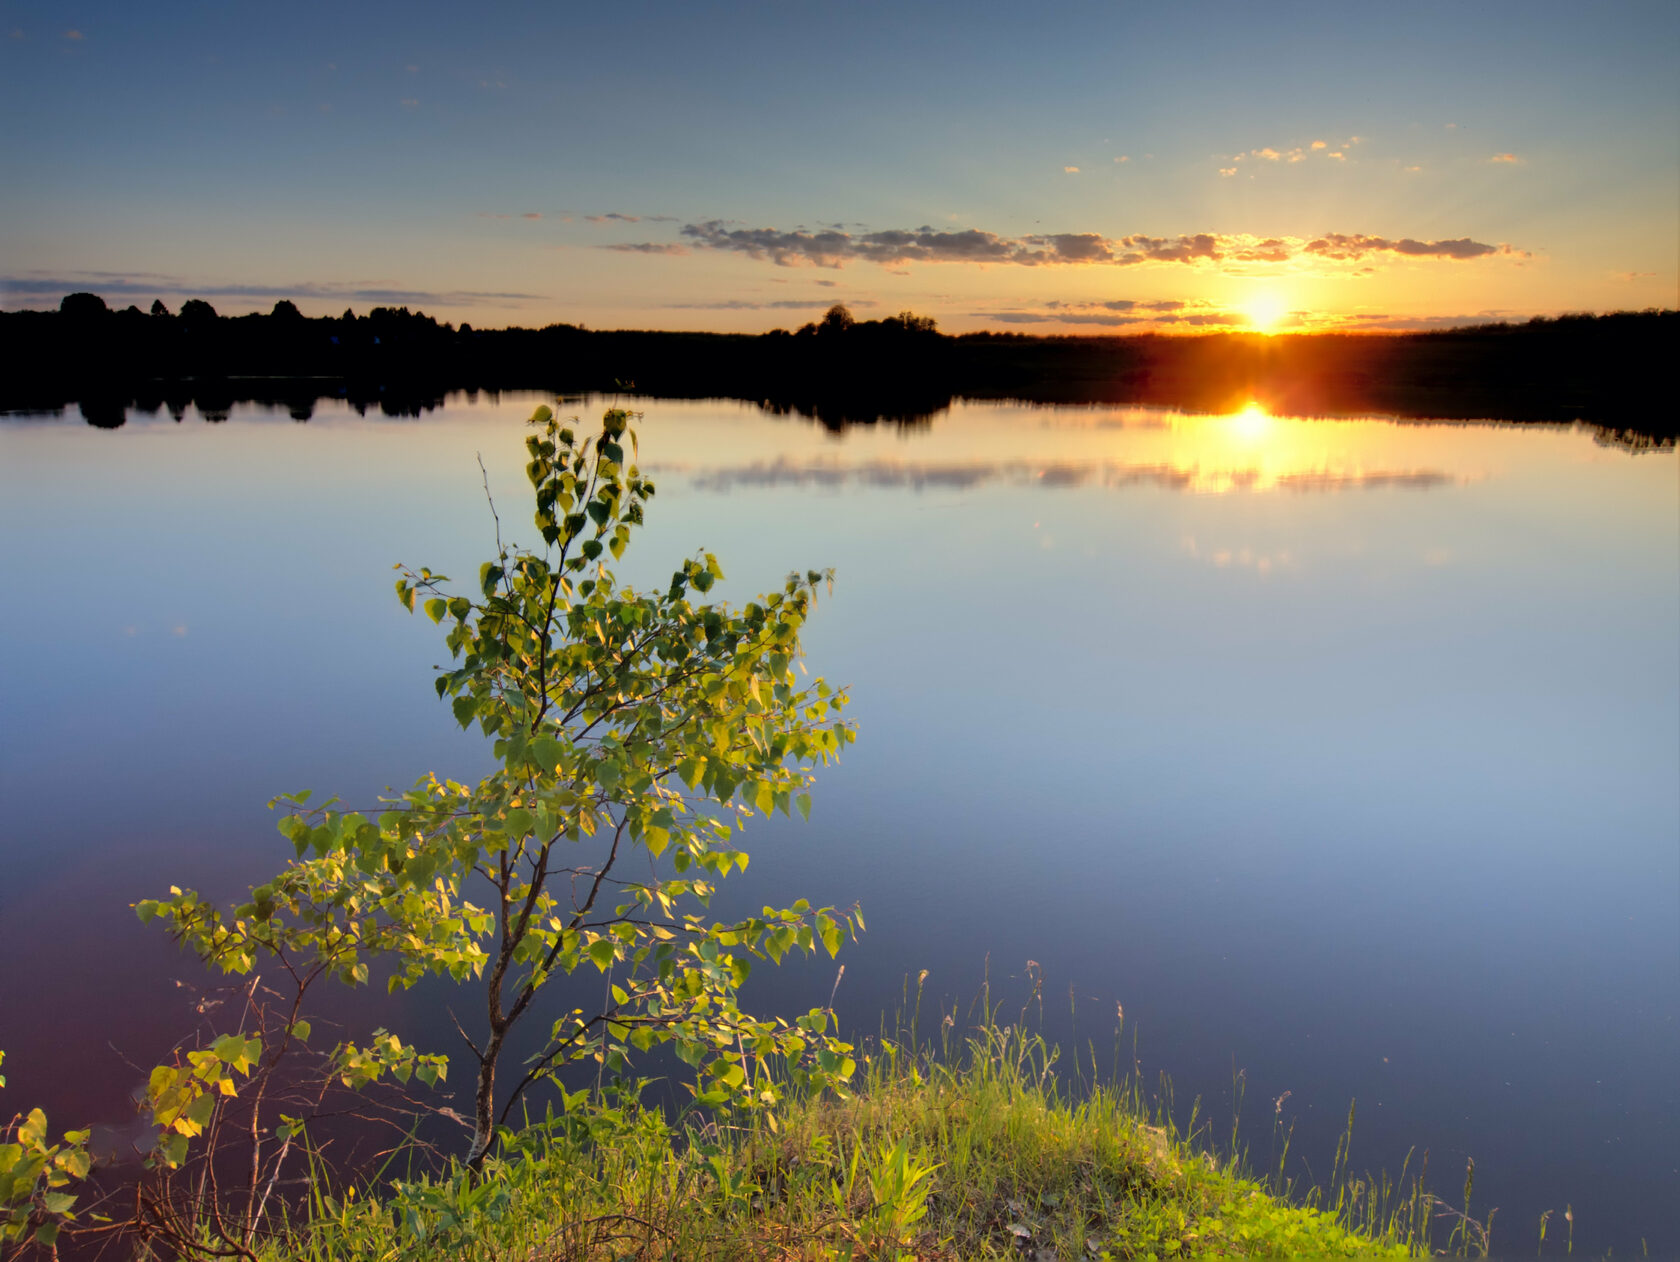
xmin=467 ymin=1032 xmax=502 ymax=1168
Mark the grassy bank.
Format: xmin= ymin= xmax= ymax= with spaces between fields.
xmin=265 ymin=1022 xmax=1444 ymax=1261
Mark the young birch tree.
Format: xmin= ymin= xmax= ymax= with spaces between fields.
xmin=139 ymin=404 xmax=861 ymax=1169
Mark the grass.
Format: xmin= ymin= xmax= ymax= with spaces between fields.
xmin=256 ymin=1003 xmax=1455 ymax=1261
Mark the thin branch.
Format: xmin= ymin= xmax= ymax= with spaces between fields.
xmin=477 ymin=452 xmax=505 ymax=560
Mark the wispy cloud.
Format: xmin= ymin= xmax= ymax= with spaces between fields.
xmin=479 ymin=210 xmax=571 ymax=221
xmin=1488 ymin=152 xmax=1522 ymax=164
xmin=1336 ymin=310 xmax=1520 ymax=330
xmin=0 ymin=271 xmax=547 ymax=309
xmin=620 ymin=221 xmax=1523 ymax=270
xmin=661 ymin=298 xmax=879 ymax=310
xmin=979 ymin=298 xmax=1247 ymax=327
xmin=602 ymin=242 xmax=689 ymax=255
xmin=985 ymin=311 xmax=1149 ymax=327
xmin=1063 ymin=165 xmax=1080 ymax=174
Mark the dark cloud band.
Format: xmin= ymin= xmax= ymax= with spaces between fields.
xmin=609 ymin=221 xmax=1523 ymax=269
xmin=1 ymin=272 xmax=545 ymax=307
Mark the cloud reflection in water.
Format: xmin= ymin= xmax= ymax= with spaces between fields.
xmin=669 ymin=456 xmax=1458 ymax=496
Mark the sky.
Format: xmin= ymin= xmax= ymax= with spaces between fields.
xmin=2 ymin=0 xmax=1676 ymax=333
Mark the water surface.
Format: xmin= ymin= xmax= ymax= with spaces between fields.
xmin=1 ymin=394 xmax=1675 ymax=1255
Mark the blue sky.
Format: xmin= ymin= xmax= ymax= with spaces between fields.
xmin=3 ymin=0 xmax=1676 ymax=330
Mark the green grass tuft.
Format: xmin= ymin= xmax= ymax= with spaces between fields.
xmin=259 ymin=1020 xmax=1433 ymax=1260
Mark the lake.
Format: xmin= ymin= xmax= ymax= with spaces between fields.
xmin=1 ymin=392 xmax=1675 ymax=1256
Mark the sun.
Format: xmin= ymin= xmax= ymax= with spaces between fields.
xmin=1241 ymin=292 xmax=1291 ymax=334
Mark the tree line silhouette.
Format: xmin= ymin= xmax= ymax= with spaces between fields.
xmin=3 ymin=294 xmax=1673 ymax=441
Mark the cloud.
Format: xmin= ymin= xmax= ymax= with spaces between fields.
xmin=1064 ymin=166 xmax=1080 ymax=174
xmin=1303 ymin=234 xmax=1524 ymax=261
xmin=661 ymin=298 xmax=879 ymax=310
xmin=63 ymin=28 xmax=82 ymax=40
xmin=601 ymin=242 xmax=689 ymax=255
xmin=1247 ymin=146 xmax=1308 ymax=163
xmin=399 ymin=98 xmax=419 ymax=107
xmin=1336 ymin=310 xmax=1519 ymax=330
xmin=586 ymin=212 xmax=642 ymax=223
xmin=611 ymin=220 xmax=1526 ymax=272
xmin=1489 ymin=153 xmax=1521 ymax=164
xmin=1155 ymin=312 xmax=1249 ymax=326
xmin=1229 ymin=137 xmax=1359 ymax=169
xmin=0 ymin=271 xmax=548 ymax=309
xmin=983 ymin=311 xmax=1149 ymax=327
xmin=1114 ymin=155 xmax=1129 ymax=163
xmin=520 ymin=211 xmax=542 ymax=219
xmin=983 ymin=297 xmax=1233 ymax=326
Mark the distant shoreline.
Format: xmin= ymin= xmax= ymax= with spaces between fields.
xmin=3 ymin=298 xmax=1673 ymax=442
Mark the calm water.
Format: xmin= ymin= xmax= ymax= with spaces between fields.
xmin=2 ymin=395 xmax=1676 ymax=1255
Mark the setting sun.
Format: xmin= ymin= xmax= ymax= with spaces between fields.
xmin=1241 ymin=292 xmax=1291 ymax=333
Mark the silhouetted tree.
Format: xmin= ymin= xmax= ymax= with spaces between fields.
xmin=817 ymin=304 xmax=855 ymax=336
xmin=884 ymin=310 xmax=937 ymax=335
xmin=59 ymin=292 xmax=109 ymax=319
xmin=150 ymin=298 xmax=171 ymax=317
xmin=270 ymin=299 xmax=303 ymax=320
xmin=179 ymin=299 xmax=218 ymax=323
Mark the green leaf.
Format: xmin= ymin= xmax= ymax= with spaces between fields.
xmin=424 ymin=598 xmax=447 ymax=624
xmin=587 ymin=939 xmax=616 ymax=971
xmin=19 ymin=1109 xmax=47 ymax=1147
